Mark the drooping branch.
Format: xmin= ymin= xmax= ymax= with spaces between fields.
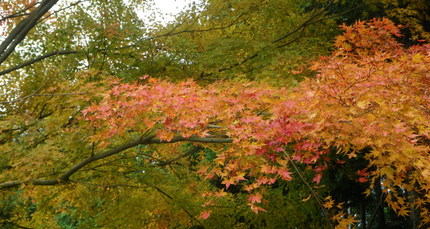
xmin=0 ymin=0 xmax=60 ymax=66
xmin=0 ymin=134 xmax=232 ymax=190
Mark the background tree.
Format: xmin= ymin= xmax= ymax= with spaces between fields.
xmin=327 ymin=0 xmax=430 ymax=44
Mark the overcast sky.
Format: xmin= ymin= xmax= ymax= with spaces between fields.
xmin=144 ymin=0 xmax=201 ymax=24
xmin=154 ymin=0 xmax=190 ymax=15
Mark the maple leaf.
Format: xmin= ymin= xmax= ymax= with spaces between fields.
xmin=292 ymin=153 xmax=303 ymax=161
xmin=260 ymin=164 xmax=276 ymax=174
xmin=267 ymin=178 xmax=277 ymax=184
xmin=397 ymin=207 xmax=411 ymax=217
xmin=244 ymin=183 xmax=258 ymax=192
xmin=241 ymin=116 xmax=261 ymax=124
xmin=221 ymin=178 xmax=235 ymax=189
xmin=148 ymin=77 xmax=158 ymax=84
xmin=277 ymin=168 xmax=293 ymax=181
xmin=234 ymin=172 xmax=247 ymax=181
xmin=312 ymin=173 xmax=323 ymax=184
xmin=357 ymin=169 xmax=369 ymax=177
xmin=248 ymin=193 xmax=262 ymax=204
xmin=336 ymin=159 xmax=346 ymax=164
xmin=247 ymin=204 xmax=267 ymax=214
xmin=323 ymin=196 xmax=335 ymax=209
xmin=197 ymin=166 xmax=209 ymax=175
xmin=358 ymin=177 xmax=368 ymax=183
xmin=215 ymin=189 xmax=228 ymax=197
xmin=199 ymin=210 xmax=212 ymax=220
xmin=256 ymin=176 xmax=269 ymax=185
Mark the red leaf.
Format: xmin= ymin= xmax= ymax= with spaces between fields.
xmin=358 ymin=177 xmax=368 ymax=183
xmin=357 ymin=169 xmax=369 ymax=176
xmin=199 ymin=210 xmax=212 ymax=220
xmin=277 ymin=169 xmax=293 ymax=181
xmin=313 ymin=173 xmax=323 ymax=184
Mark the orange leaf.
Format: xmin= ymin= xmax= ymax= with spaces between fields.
xmin=248 ymin=193 xmax=262 ymax=204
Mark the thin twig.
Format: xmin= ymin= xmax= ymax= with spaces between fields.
xmin=284 ymin=151 xmax=334 ymax=228
xmin=368 ymin=189 xmax=385 ymax=229
xmin=0 ymin=93 xmax=85 ymax=104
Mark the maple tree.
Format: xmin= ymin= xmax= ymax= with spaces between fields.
xmin=0 ymin=0 xmax=429 ymax=228
xmin=0 ymin=0 xmax=340 ymax=227
xmin=295 ymin=18 xmax=430 ymax=228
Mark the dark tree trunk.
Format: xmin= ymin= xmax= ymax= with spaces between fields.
xmin=361 ymin=202 xmax=366 ymax=229
xmin=374 ymin=177 xmax=386 ymax=228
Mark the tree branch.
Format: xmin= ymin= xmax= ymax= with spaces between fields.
xmin=0 ymin=0 xmax=60 ymax=65
xmin=0 ymin=1 xmax=39 ymax=23
xmin=271 ymin=3 xmax=331 ymax=44
xmin=0 ymin=50 xmax=79 ymax=76
xmin=284 ymin=151 xmax=334 ymax=228
xmin=0 ymin=135 xmax=232 ymax=189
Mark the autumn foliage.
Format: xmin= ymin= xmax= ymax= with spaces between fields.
xmin=79 ymin=18 xmax=430 ymax=227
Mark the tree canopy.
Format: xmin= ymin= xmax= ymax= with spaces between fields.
xmin=1 ymin=0 xmax=429 ymax=228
